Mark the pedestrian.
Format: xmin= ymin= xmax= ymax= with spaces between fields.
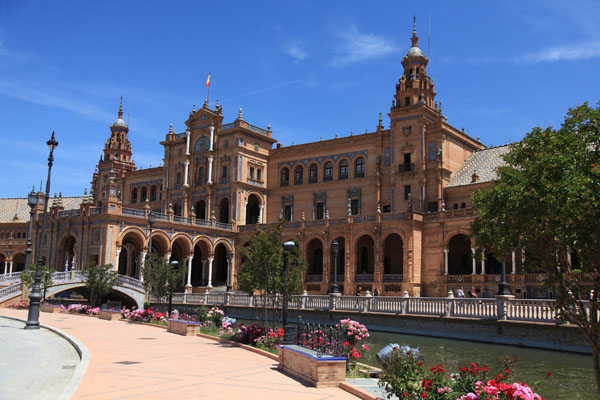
xmin=355 ymin=285 xmax=362 ymax=309
xmin=355 ymin=285 xmax=362 ymax=297
xmin=457 ymin=287 xmax=465 ymax=299
xmin=373 ymin=288 xmax=379 ymax=297
xmin=469 ymin=287 xmax=478 ymax=298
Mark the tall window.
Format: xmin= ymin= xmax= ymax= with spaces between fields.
xmin=315 ymin=202 xmax=324 ymax=220
xmin=257 ymin=169 xmax=262 ymax=181
xmin=355 ymin=158 xmax=365 ymax=178
xmin=284 ymin=205 xmax=292 ymax=222
xmin=339 ymin=160 xmax=349 ymax=180
xmin=140 ymin=186 xmax=147 ymax=202
xmin=249 ymin=167 xmax=255 ymax=180
xmin=351 ymin=199 xmax=360 ymax=215
xmin=222 ymin=165 xmax=228 ymax=179
xmin=309 ymin=164 xmax=318 ymax=183
xmin=404 ymin=185 xmax=411 ymax=200
xmin=324 ymin=162 xmax=333 ymax=181
xmin=294 ymin=166 xmax=303 ymax=185
xmin=176 ymin=172 xmax=182 ymax=185
xmin=131 ymin=187 xmax=138 ymax=203
xmin=281 ymin=168 xmax=290 ymax=186
xmin=150 ymin=185 xmax=157 ymax=201
xmin=198 ymin=166 xmax=205 ymax=185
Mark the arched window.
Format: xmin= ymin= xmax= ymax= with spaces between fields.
xmin=280 ymin=168 xmax=290 ymax=187
xmin=140 ymin=186 xmax=147 ymax=202
xmin=461 ymin=202 xmax=467 ymax=209
xmin=294 ymin=166 xmax=303 ymax=185
xmin=173 ymin=202 xmax=182 ymax=216
xmin=339 ymin=160 xmax=349 ymax=180
xmin=324 ymin=162 xmax=333 ymax=181
xmin=131 ymin=187 xmax=138 ymax=204
xmin=354 ymin=158 xmax=365 ymax=178
xmin=150 ymin=185 xmax=157 ymax=202
xmin=308 ymin=164 xmax=318 ymax=183
xmin=453 ymin=203 xmax=458 ymax=210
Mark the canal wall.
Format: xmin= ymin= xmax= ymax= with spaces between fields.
xmin=165 ymin=303 xmax=591 ymax=355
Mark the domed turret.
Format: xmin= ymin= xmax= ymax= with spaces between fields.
xmin=110 ymin=97 xmax=129 ymax=131
xmin=405 ymin=16 xmax=426 ymax=60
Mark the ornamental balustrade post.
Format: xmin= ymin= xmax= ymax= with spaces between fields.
xmin=329 ymin=293 xmax=336 ymax=311
xmin=224 ymin=292 xmax=230 ymax=305
xmin=249 ymin=295 xmax=254 ymax=307
xmin=446 ymin=290 xmax=455 ymax=317
xmin=401 ymin=290 xmax=409 ymax=314
xmin=183 ymin=293 xmax=187 ymax=304
xmin=495 ymin=294 xmax=514 ymax=321
xmin=364 ymin=290 xmax=372 ymax=312
xmin=301 ymin=290 xmax=307 ymax=309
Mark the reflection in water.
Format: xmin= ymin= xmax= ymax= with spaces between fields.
xmin=364 ymin=330 xmax=595 ymax=400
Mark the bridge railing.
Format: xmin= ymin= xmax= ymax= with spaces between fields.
xmin=0 ymin=283 xmax=22 ymax=302
xmin=157 ymin=291 xmax=572 ymax=324
xmin=0 ymin=272 xmax=22 ymax=284
xmin=118 ymin=275 xmax=145 ymax=291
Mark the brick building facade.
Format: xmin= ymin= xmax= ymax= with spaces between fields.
xmin=0 ymin=25 xmax=543 ymax=299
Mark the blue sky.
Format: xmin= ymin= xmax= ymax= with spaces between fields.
xmin=0 ymin=0 xmax=598 ymax=198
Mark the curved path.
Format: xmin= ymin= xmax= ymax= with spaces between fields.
xmin=0 ymin=309 xmax=357 ymax=400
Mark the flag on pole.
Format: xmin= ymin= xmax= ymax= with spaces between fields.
xmin=205 ymin=72 xmax=211 ymax=87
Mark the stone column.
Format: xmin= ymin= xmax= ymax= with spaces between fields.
xmin=3 ymin=261 xmax=7 ymax=274
xmin=207 ymin=256 xmax=214 ymax=288
xmin=184 ymin=161 xmax=190 ymax=187
xmin=243 ymin=201 xmax=248 ymax=224
xmin=443 ymin=249 xmax=449 ymax=275
xmin=201 ymin=260 xmax=207 ymax=286
xmin=9 ymin=261 xmax=13 ymax=274
xmin=511 ymin=251 xmax=516 ymax=274
xmin=185 ymin=129 xmax=191 ymax=155
xmin=471 ymin=248 xmax=476 ymax=275
xmin=186 ymin=256 xmax=193 ymax=288
xmin=114 ymin=249 xmax=121 ymax=272
xmin=258 ymin=205 xmax=264 ymax=224
xmin=481 ymin=251 xmax=486 ymax=275
xmin=207 ymin=156 xmax=214 ymax=184
xmin=140 ymin=252 xmax=147 ymax=282
xmin=209 ymin=126 xmax=215 ymax=151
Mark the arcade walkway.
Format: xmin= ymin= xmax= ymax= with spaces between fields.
xmin=0 ymin=308 xmax=357 ymax=400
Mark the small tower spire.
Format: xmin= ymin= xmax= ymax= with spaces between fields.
xmin=118 ymin=96 xmax=123 ymax=119
xmin=411 ymin=15 xmax=419 ymax=47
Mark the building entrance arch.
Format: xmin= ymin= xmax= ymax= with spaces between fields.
xmin=246 ymin=194 xmax=261 ymax=224
xmin=448 ymin=234 xmax=472 ymax=275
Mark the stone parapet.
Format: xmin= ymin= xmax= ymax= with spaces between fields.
xmin=167 ymin=319 xmax=201 ymax=336
xmin=278 ymin=345 xmax=346 ymax=388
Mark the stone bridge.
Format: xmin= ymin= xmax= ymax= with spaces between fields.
xmin=0 ymin=271 xmax=146 ymax=308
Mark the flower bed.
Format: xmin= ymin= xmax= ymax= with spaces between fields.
xmin=8 ymin=301 xmax=29 ymax=309
xmin=377 ymin=345 xmax=548 ymax=399
xmin=61 ymin=304 xmax=100 ymax=316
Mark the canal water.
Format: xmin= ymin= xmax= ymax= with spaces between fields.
xmin=363 ymin=330 xmax=595 ymax=399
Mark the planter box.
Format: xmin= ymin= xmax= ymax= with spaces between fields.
xmin=278 ymin=345 xmax=346 ymax=388
xmin=167 ymin=319 xmax=201 ymax=336
xmin=99 ymin=310 xmax=122 ymax=321
xmin=41 ymin=304 xmax=61 ymax=313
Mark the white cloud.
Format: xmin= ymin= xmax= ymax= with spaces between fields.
xmin=330 ymin=25 xmax=397 ymax=66
xmin=517 ymin=41 xmax=600 ymax=64
xmin=283 ymin=43 xmax=308 ymax=61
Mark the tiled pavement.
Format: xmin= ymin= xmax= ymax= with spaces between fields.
xmin=0 ymin=308 xmax=359 ymax=399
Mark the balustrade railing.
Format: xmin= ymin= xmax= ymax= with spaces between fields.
xmin=452 ymin=298 xmax=497 ymax=319
xmin=383 ymin=274 xmax=404 ymax=282
xmin=507 ymin=299 xmax=555 ymax=322
xmin=215 ymin=222 xmax=233 ymax=230
xmin=0 ymin=272 xmax=22 ymax=284
xmin=173 ymin=215 xmax=191 ymax=224
xmin=0 ymin=283 xmax=21 ymax=302
xmin=195 ymin=219 xmax=211 ymax=227
xmin=122 ymin=208 xmax=146 ymax=218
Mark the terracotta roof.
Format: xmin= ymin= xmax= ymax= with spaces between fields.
xmin=448 ymin=145 xmax=511 ymax=187
xmin=0 ymin=196 xmax=84 ymax=223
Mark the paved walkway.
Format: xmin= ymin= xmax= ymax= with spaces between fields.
xmin=0 ymin=309 xmax=358 ymax=399
xmin=0 ymin=316 xmax=81 ymax=399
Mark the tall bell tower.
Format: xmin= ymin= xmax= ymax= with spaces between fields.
xmin=393 ymin=17 xmax=436 ymax=111
xmin=91 ymin=98 xmax=136 ymax=203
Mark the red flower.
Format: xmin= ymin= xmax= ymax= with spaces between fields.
xmin=505 ymin=369 xmax=510 ymax=374
xmin=402 ymin=393 xmax=407 ymax=397
xmin=418 ymin=362 xmax=423 ymax=366
xmin=546 ymin=372 xmax=551 ymax=376
xmin=421 ymin=393 xmax=427 ymax=398
xmin=344 ymin=341 xmax=349 ymax=346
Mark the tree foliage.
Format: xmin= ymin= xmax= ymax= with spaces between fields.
xmin=21 ymin=264 xmax=55 ymax=301
xmin=84 ymin=263 xmax=119 ymax=307
xmin=238 ymin=224 xmax=306 ymax=324
xmin=471 ymin=102 xmax=600 ymax=391
xmin=142 ymin=253 xmax=184 ymax=315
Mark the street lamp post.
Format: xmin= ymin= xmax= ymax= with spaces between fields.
xmin=25 ymin=131 xmax=58 ymax=329
xmin=226 ymin=250 xmax=233 ymax=292
xmin=147 ymin=211 xmax=155 ymax=261
xmin=25 ymin=187 xmax=38 ymax=270
xmin=282 ymin=240 xmax=296 ymax=344
xmin=497 ymin=261 xmax=512 ymax=296
xmin=331 ymin=240 xmax=340 ymax=295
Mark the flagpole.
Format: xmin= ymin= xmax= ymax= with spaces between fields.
xmin=206 ymin=71 xmax=211 ymax=106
